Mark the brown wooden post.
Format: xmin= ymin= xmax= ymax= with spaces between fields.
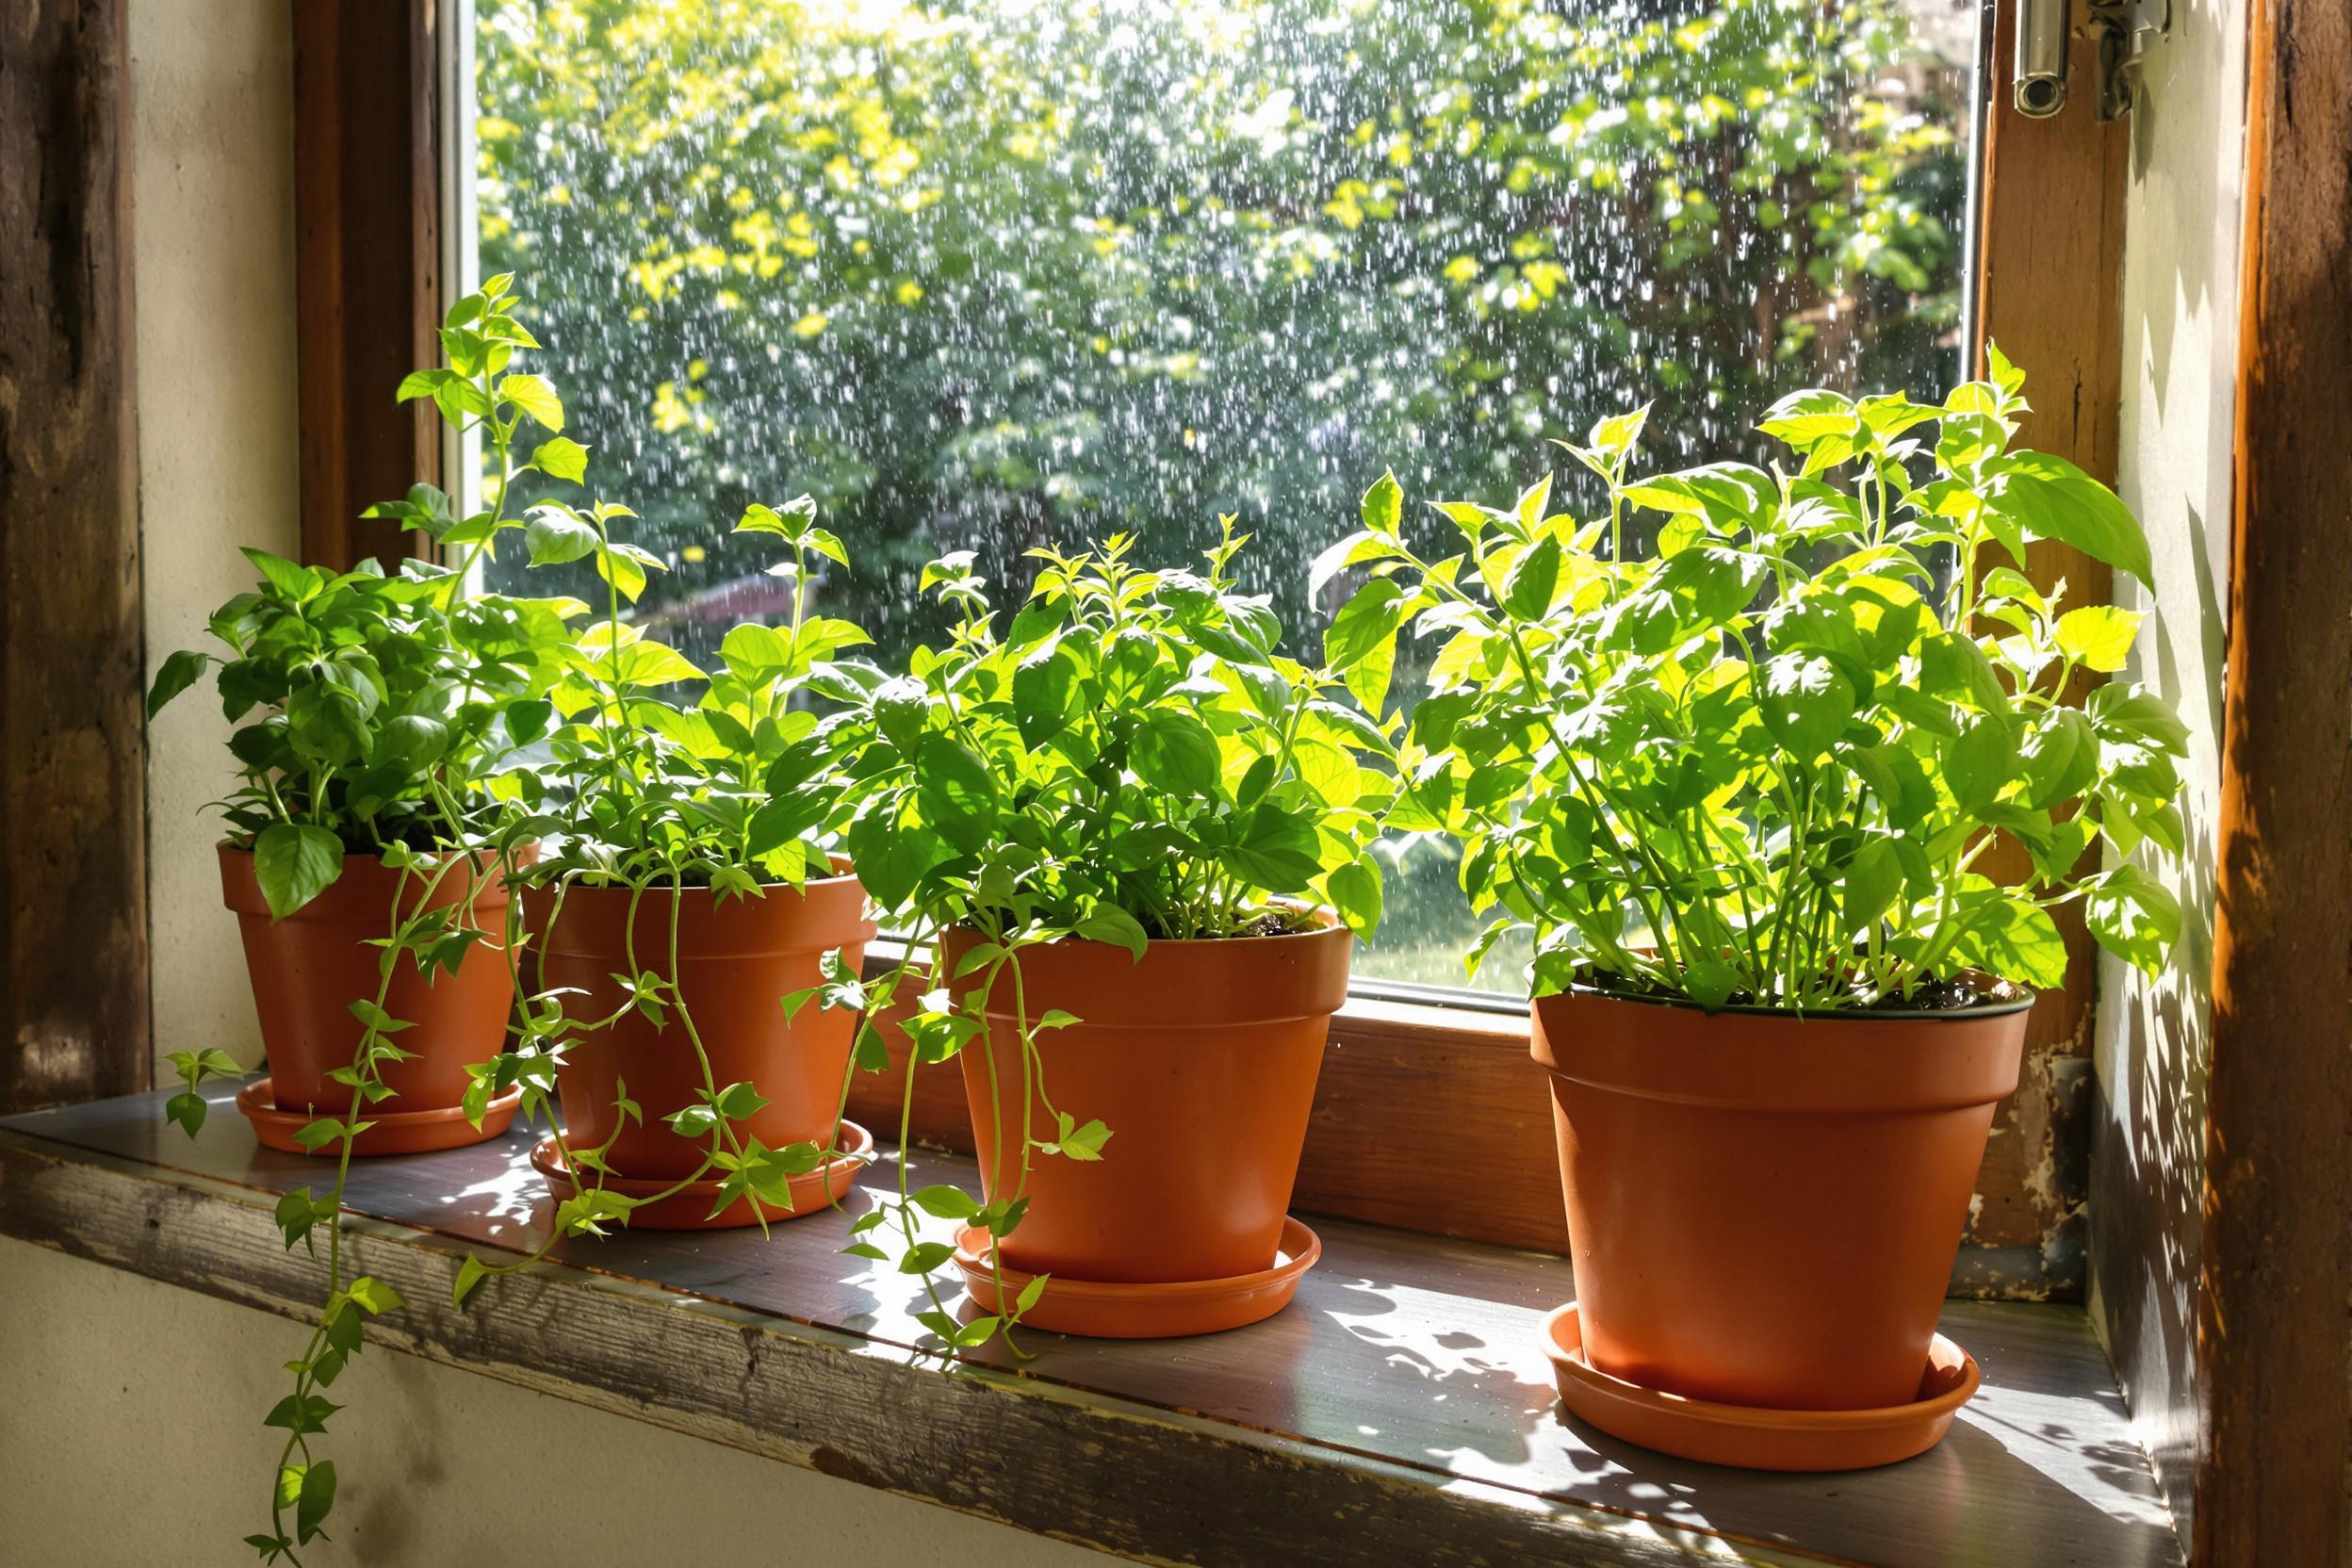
xmin=2196 ymin=0 xmax=2352 ymax=1558
xmin=1964 ymin=0 xmax=2131 ymax=1297
xmin=0 ymin=0 xmax=152 ymax=1110
xmin=292 ymin=0 xmax=445 ymax=570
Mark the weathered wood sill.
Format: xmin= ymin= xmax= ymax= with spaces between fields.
xmin=0 ymin=1086 xmax=2180 ymax=1568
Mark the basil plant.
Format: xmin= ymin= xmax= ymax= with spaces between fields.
xmin=793 ymin=526 xmax=1392 ymax=1345
xmin=1327 ymin=351 xmax=2188 ymax=1012
xmin=434 ymin=482 xmax=874 ymax=1244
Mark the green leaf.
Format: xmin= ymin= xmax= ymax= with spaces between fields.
xmin=345 ymin=1276 xmax=404 ymax=1315
xmin=1359 ymin=470 xmax=1403 ymax=537
xmin=252 ymin=824 xmax=345 ymax=921
xmin=1075 ymin=904 xmax=1149 ymax=959
xmin=1010 ymin=643 xmax=1078 ymax=746
xmin=452 ymin=1254 xmax=488 ymax=1311
xmin=295 ymin=1460 xmax=336 ymax=1545
xmin=531 ymin=435 xmax=591 ymax=483
xmin=1840 ymin=839 xmax=1904 ymax=937
xmin=1943 ymin=894 xmax=2067 ymax=990
xmin=1985 ymin=451 xmax=2154 ymax=586
xmin=147 ymin=648 xmax=209 ymax=719
xmin=914 ymin=733 xmax=1000 ymax=851
xmin=1131 ymin=709 xmax=1221 ymax=796
xmin=1756 ymin=388 xmax=1859 ymax=447
xmin=1326 ymin=856 xmax=1383 ymax=939
xmin=524 ymin=506 xmax=598 ymax=566
xmin=240 ymin=547 xmax=317 ymax=600
xmin=1308 ymin=530 xmax=1396 ymax=599
xmin=164 ymin=1090 xmax=207 ymax=1139
xmin=1324 ymin=577 xmax=1408 ymax=715
xmin=263 ymin=1394 xmax=342 ymax=1437
xmin=910 ymin=1184 xmax=980 ymax=1220
xmin=2053 ymin=605 xmax=2142 ymax=673
xmin=1499 ymin=535 xmax=1562 ymax=620
xmin=498 ymin=372 xmax=565 ymax=432
xmin=712 ymin=1081 xmax=772 ymax=1121
xmin=1049 ymin=1115 xmax=1113 ymax=1161
xmin=2084 ymin=863 xmax=2181 ymax=977
xmin=1946 ymin=714 xmax=2020 ymax=813
xmin=1758 ymin=654 xmax=1854 ymax=762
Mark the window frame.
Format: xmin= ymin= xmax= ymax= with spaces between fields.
xmin=303 ymin=0 xmax=2128 ymax=1265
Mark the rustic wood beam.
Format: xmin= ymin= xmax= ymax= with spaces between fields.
xmin=291 ymin=0 xmax=445 ymax=570
xmin=0 ymin=1092 xmax=2185 ymax=1568
xmin=2196 ymin=0 xmax=2352 ymax=1559
xmin=0 ymin=0 xmax=151 ymax=1112
xmin=1965 ymin=0 xmax=2132 ymax=1299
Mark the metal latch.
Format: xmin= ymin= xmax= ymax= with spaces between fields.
xmin=2013 ymin=0 xmax=2171 ymax=122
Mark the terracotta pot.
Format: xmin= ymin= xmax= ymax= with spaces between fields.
xmin=220 ymin=843 xmax=525 ymax=1118
xmin=943 ymin=916 xmax=1351 ymax=1284
xmin=1531 ymin=983 xmax=2029 ymax=1412
xmin=531 ymin=874 xmax=875 ymax=1182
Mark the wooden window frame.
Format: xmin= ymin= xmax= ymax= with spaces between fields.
xmin=0 ymin=0 xmax=149 ymax=1114
xmin=299 ymin=0 xmax=2136 ymax=1268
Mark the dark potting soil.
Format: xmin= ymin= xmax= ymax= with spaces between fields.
xmin=1583 ymin=968 xmax=2030 ymax=1014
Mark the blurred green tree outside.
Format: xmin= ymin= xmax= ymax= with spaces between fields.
xmin=472 ymin=0 xmax=1973 ymax=989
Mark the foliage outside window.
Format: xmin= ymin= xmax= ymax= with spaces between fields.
xmin=470 ymin=0 xmax=1979 ymax=992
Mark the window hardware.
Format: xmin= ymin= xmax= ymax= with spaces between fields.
xmin=2013 ymin=0 xmax=2171 ymax=122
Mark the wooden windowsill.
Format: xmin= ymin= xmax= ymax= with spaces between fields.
xmin=0 ymin=1086 xmax=2180 ymax=1568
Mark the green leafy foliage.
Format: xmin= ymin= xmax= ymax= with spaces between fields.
xmin=1329 ymin=359 xmax=2189 ymax=1010
xmin=145 ymin=281 xmax=581 ymax=909
xmin=792 ymin=524 xmax=1389 ymax=1346
xmin=474 ymin=0 xmax=1966 ymax=672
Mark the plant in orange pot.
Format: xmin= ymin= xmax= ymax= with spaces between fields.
xmin=1328 ymin=350 xmax=2188 ymax=1469
xmin=797 ymin=525 xmax=1390 ymax=1345
xmin=459 ymin=487 xmax=879 ymax=1241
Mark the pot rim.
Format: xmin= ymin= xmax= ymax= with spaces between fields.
xmin=946 ymin=901 xmax=1344 ymax=953
xmin=1547 ymin=970 xmax=2034 ymax=1023
xmin=524 ymin=851 xmax=862 ymax=900
xmin=534 ymin=866 xmax=868 ymax=899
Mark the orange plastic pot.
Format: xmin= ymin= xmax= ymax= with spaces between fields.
xmin=531 ymin=874 xmax=875 ymax=1182
xmin=221 ymin=843 xmax=527 ymax=1118
xmin=1531 ymin=983 xmax=2030 ymax=1412
xmin=942 ymin=916 xmax=1351 ymax=1284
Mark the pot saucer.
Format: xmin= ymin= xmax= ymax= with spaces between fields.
xmin=237 ymin=1076 xmax=521 ymax=1157
xmin=953 ymin=1216 xmax=1320 ymax=1338
xmin=529 ymin=1121 xmax=872 ymax=1231
xmin=1542 ymin=1303 xmax=1980 ymax=1471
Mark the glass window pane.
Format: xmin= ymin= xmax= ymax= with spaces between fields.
xmin=466 ymin=0 xmax=1981 ymax=1001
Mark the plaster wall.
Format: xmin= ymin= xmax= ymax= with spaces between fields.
xmin=0 ymin=1239 xmax=1114 ymax=1567
xmin=2089 ymin=0 xmax=2249 ymax=1532
xmin=133 ymin=0 xmax=300 ymax=1078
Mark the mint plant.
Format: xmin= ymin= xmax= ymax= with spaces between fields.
xmin=1326 ymin=349 xmax=2187 ymax=1012
xmin=793 ymin=526 xmax=1391 ymax=1347
xmin=451 ymin=489 xmax=872 ymax=1244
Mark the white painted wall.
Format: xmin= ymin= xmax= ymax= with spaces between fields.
xmin=0 ymin=1240 xmax=1115 ymax=1568
xmin=133 ymin=0 xmax=299 ymax=1079
xmin=2089 ymin=0 xmax=2248 ymax=1534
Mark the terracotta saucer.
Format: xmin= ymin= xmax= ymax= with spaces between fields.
xmin=529 ymin=1121 xmax=872 ymax=1231
xmin=953 ymin=1216 xmax=1320 ymax=1339
xmin=237 ymin=1076 xmax=521 ymax=1157
xmin=1542 ymin=1302 xmax=1980 ymax=1471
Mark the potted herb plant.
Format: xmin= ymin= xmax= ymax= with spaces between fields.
xmin=468 ymin=489 xmax=879 ymax=1233
xmin=1326 ymin=351 xmax=2187 ymax=1464
xmin=151 ymin=274 xmax=577 ymax=1154
xmin=801 ymin=527 xmax=1389 ymax=1344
